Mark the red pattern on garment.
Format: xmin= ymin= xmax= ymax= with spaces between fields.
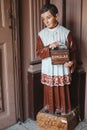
xmin=41 ymin=74 xmax=71 ymax=86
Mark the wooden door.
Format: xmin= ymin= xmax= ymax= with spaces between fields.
xmin=0 ymin=0 xmax=16 ymax=129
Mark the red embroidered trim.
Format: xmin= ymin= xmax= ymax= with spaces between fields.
xmin=41 ymin=74 xmax=71 ymax=86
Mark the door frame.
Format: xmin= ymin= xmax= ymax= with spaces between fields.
xmin=11 ymin=0 xmax=23 ymax=121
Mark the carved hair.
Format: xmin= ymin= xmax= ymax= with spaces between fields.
xmin=40 ymin=4 xmax=58 ymax=17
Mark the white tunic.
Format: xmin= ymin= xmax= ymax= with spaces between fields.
xmin=38 ymin=25 xmax=71 ymax=87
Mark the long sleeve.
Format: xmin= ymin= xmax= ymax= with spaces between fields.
xmin=36 ymin=36 xmax=51 ymax=59
xmin=67 ymin=32 xmax=77 ymax=72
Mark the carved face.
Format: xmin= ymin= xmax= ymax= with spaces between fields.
xmin=41 ymin=10 xmax=58 ymax=29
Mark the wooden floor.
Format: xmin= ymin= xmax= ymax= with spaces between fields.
xmin=4 ymin=119 xmax=87 ymax=130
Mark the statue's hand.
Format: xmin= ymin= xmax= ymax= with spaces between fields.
xmin=49 ymin=41 xmax=61 ymax=49
xmin=64 ymin=61 xmax=74 ymax=73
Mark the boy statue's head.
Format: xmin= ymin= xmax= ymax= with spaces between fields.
xmin=40 ymin=4 xmax=59 ymax=29
xmin=40 ymin=4 xmax=58 ymax=17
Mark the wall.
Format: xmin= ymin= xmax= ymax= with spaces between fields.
xmin=81 ymin=0 xmax=87 ymax=118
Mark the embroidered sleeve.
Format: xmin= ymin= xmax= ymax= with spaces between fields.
xmin=36 ymin=36 xmax=50 ymax=59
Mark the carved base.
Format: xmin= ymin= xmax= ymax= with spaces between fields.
xmin=36 ymin=107 xmax=79 ymax=130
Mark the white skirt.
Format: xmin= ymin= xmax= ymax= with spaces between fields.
xmin=41 ymin=57 xmax=71 ymax=87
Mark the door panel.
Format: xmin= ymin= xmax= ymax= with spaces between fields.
xmin=0 ymin=0 xmax=16 ymax=129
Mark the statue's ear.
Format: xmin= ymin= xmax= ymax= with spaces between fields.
xmin=56 ymin=13 xmax=60 ymax=21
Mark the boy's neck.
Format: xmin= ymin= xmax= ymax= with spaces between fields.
xmin=49 ymin=21 xmax=59 ymax=29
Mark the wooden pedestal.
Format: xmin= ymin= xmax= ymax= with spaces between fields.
xmin=28 ymin=70 xmax=43 ymax=119
xmin=71 ymin=70 xmax=86 ymax=120
xmin=36 ymin=107 xmax=79 ymax=130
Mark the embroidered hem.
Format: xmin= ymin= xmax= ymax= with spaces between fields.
xmin=41 ymin=73 xmax=71 ymax=87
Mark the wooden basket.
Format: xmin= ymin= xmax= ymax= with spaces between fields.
xmin=50 ymin=49 xmax=69 ymax=65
